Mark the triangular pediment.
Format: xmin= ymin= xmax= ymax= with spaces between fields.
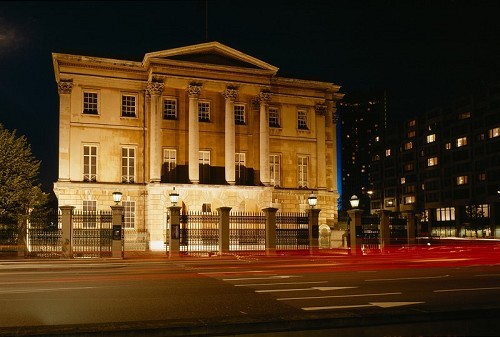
xmin=143 ymin=41 xmax=278 ymax=73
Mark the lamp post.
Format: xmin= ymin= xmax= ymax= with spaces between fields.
xmin=348 ymin=194 xmax=363 ymax=255
xmin=111 ymin=191 xmax=124 ymax=259
xmin=308 ymin=191 xmax=318 ymax=208
xmin=169 ymin=187 xmax=179 ymax=206
xmin=307 ymin=191 xmax=320 ymax=254
xmin=168 ymin=187 xmax=181 ymax=257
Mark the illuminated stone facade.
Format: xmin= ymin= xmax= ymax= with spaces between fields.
xmin=52 ymin=42 xmax=344 ymax=250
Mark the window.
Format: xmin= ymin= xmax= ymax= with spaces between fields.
xmin=199 ymin=150 xmax=210 ymax=183
xmin=121 ymin=147 xmax=135 ymax=183
xmin=297 ymin=110 xmax=308 ymax=130
xmin=478 ymin=173 xmax=486 ymax=181
xmin=427 ymin=156 xmax=438 ymax=167
xmin=83 ymin=91 xmax=98 ymax=114
xmin=404 ymin=196 xmax=415 ymax=204
xmin=458 ymin=111 xmax=471 ymax=119
xmin=400 ymin=177 xmax=406 ymax=184
xmin=489 ymin=127 xmax=500 ymax=138
xmin=385 ymin=149 xmax=391 ymax=157
xmin=202 ymin=203 xmax=212 ymax=213
xmin=407 ymin=130 xmax=416 ymax=138
xmin=404 ymin=163 xmax=414 ymax=172
xmin=121 ymin=94 xmax=137 ymax=117
xmin=83 ymin=200 xmax=97 ymax=228
xmin=436 ymin=207 xmax=455 ymax=221
xmin=385 ymin=199 xmax=395 ymax=207
xmin=163 ymin=98 xmax=177 ymax=120
xmin=456 ymin=136 xmax=468 ymax=147
xmin=404 ymin=142 xmax=413 ymax=150
xmin=162 ymin=149 xmax=177 ymax=183
xmin=123 ymin=201 xmax=135 ymax=229
xmin=235 ymin=152 xmax=246 ymax=184
xmin=373 ymin=154 xmax=380 ymax=161
xmin=426 ymin=134 xmax=436 ymax=143
xmin=198 ymin=101 xmax=210 ymax=122
xmin=270 ymin=154 xmax=281 ymax=187
xmin=457 ymin=175 xmax=468 ymax=185
xmin=297 ymin=155 xmax=309 ymax=188
xmin=466 ymin=204 xmax=489 ymax=218
xmin=374 ymin=136 xmax=380 ymax=142
xmin=83 ymin=145 xmax=97 ymax=182
xmin=234 ymin=104 xmax=246 ymax=125
xmin=445 ymin=142 xmax=452 ymax=150
xmin=269 ymin=107 xmax=280 ymax=127
xmin=408 ymin=120 xmax=416 ymax=127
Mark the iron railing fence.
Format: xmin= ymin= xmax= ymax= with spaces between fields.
xmin=180 ymin=212 xmax=219 ymax=254
xmin=276 ymin=212 xmax=309 ymax=250
xmin=72 ymin=211 xmax=113 ymax=258
xmin=25 ymin=209 xmax=62 ymax=258
xmin=362 ymin=215 xmax=380 ymax=252
xmin=229 ymin=212 xmax=266 ymax=252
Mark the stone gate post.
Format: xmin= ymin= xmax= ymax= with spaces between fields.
xmin=59 ymin=205 xmax=74 ymax=259
xmin=262 ymin=207 xmax=278 ymax=255
xmin=217 ymin=207 xmax=232 ymax=255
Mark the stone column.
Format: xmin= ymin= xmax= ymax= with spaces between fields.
xmin=59 ymin=205 xmax=74 ymax=259
xmin=111 ymin=205 xmax=124 ymax=259
xmin=57 ymin=80 xmax=73 ymax=182
xmin=348 ymin=209 xmax=363 ymax=255
xmin=259 ymin=91 xmax=271 ymax=186
xmin=223 ymin=87 xmax=238 ymax=185
xmin=308 ymin=208 xmax=321 ymax=254
xmin=188 ymin=83 xmax=202 ymax=184
xmin=328 ymin=100 xmax=339 ymax=192
xmin=315 ymin=104 xmax=327 ymax=190
xmin=217 ymin=207 xmax=232 ymax=255
xmin=262 ymin=207 xmax=278 ymax=255
xmin=168 ymin=206 xmax=181 ymax=257
xmin=403 ymin=211 xmax=416 ymax=245
xmin=147 ymin=81 xmax=164 ymax=183
xmin=377 ymin=209 xmax=391 ymax=253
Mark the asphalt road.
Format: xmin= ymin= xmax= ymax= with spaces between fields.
xmin=0 ymin=244 xmax=499 ymax=336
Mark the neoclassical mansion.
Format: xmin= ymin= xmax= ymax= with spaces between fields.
xmin=53 ymin=42 xmax=344 ymax=250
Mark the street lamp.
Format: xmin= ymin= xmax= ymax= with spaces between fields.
xmin=169 ymin=187 xmax=179 ymax=206
xmin=112 ymin=191 xmax=122 ymax=205
xmin=308 ymin=191 xmax=317 ymax=208
xmin=350 ymin=195 xmax=359 ymax=209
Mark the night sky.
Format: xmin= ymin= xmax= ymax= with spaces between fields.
xmin=1 ymin=0 xmax=500 ymax=193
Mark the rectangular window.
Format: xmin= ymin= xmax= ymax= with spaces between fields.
xmin=234 ymin=104 xmax=246 ymax=125
xmin=401 ymin=177 xmax=406 ymax=184
xmin=407 ymin=130 xmax=416 ymax=138
xmin=456 ymin=136 xmax=468 ymax=147
xmin=83 ymin=91 xmax=98 ymax=114
xmin=466 ymin=204 xmax=489 ymax=218
xmin=457 ymin=175 xmax=468 ymax=185
xmin=445 ymin=142 xmax=452 ymax=150
xmin=404 ymin=196 xmax=415 ymax=204
xmin=121 ymin=94 xmax=137 ymax=117
xmin=404 ymin=163 xmax=414 ymax=172
xmin=163 ymin=98 xmax=177 ymax=120
xmin=458 ymin=111 xmax=471 ymax=119
xmin=82 ymin=200 xmax=97 ymax=228
xmin=478 ymin=172 xmax=486 ymax=181
xmin=83 ymin=145 xmax=97 ymax=182
xmin=162 ymin=148 xmax=177 ymax=183
xmin=199 ymin=150 xmax=211 ymax=183
xmin=385 ymin=149 xmax=391 ymax=157
xmin=198 ymin=101 xmax=210 ymax=122
xmin=427 ymin=156 xmax=438 ymax=167
xmin=235 ymin=152 xmax=246 ymax=184
xmin=123 ymin=201 xmax=135 ymax=229
xmin=269 ymin=107 xmax=280 ymax=128
xmin=297 ymin=155 xmax=309 ymax=188
xmin=385 ymin=199 xmax=395 ymax=207
xmin=408 ymin=120 xmax=416 ymax=127
xmin=426 ymin=134 xmax=436 ymax=143
xmin=489 ymin=127 xmax=500 ymax=138
xmin=270 ymin=154 xmax=281 ymax=187
xmin=436 ymin=207 xmax=455 ymax=221
xmin=121 ymin=147 xmax=135 ymax=183
xmin=404 ymin=142 xmax=413 ymax=150
xmin=202 ymin=203 xmax=212 ymax=213
xmin=297 ymin=110 xmax=308 ymax=130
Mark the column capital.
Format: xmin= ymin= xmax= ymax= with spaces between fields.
xmin=222 ymin=87 xmax=238 ymax=101
xmin=315 ymin=103 xmax=327 ymax=116
xmin=147 ymin=81 xmax=164 ymax=96
xmin=188 ymin=82 xmax=202 ymax=97
xmin=259 ymin=90 xmax=271 ymax=103
xmin=332 ymin=111 xmax=339 ymax=124
xmin=58 ymin=80 xmax=73 ymax=95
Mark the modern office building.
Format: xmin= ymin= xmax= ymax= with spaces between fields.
xmin=52 ymin=42 xmax=344 ymax=250
xmin=369 ymin=84 xmax=500 ymax=237
xmin=337 ymin=91 xmax=387 ymax=213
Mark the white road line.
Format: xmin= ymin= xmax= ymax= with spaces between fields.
xmin=366 ymin=275 xmax=449 ymax=282
xmin=198 ymin=271 xmax=268 ymax=275
xmin=302 ymin=301 xmax=424 ymax=311
xmin=434 ymin=287 xmax=500 ymax=293
xmin=278 ymin=292 xmax=401 ymax=301
xmin=223 ymin=275 xmax=300 ymax=281
xmin=0 ymin=286 xmax=97 ymax=294
xmin=235 ymin=281 xmax=328 ymax=287
xmin=256 ymin=286 xmax=355 ymax=293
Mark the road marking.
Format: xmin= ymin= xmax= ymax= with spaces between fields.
xmin=278 ymin=292 xmax=402 ymax=301
xmin=256 ymin=286 xmax=355 ymax=293
xmin=199 ymin=270 xmax=268 ymax=275
xmin=366 ymin=275 xmax=449 ymax=282
xmin=223 ymin=275 xmax=300 ymax=281
xmin=302 ymin=301 xmax=424 ymax=311
xmin=434 ymin=286 xmax=500 ymax=293
xmin=235 ymin=281 xmax=328 ymax=287
xmin=0 ymin=286 xmax=97 ymax=294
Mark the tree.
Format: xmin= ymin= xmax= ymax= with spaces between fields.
xmin=0 ymin=124 xmax=47 ymax=230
